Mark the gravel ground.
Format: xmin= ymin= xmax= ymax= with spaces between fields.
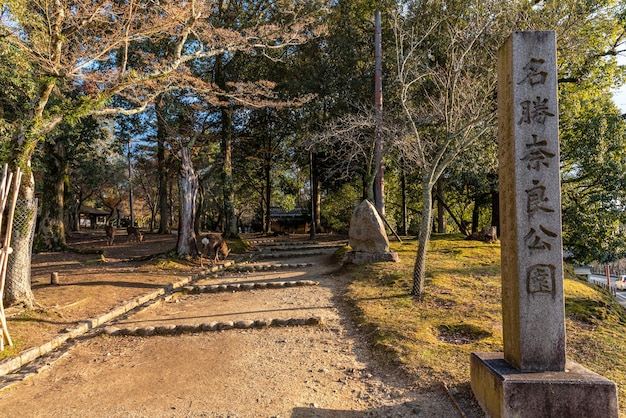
xmin=0 ymin=236 xmax=482 ymax=417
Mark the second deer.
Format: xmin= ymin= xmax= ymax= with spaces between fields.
xmin=200 ymin=233 xmax=230 ymax=266
xmin=104 ymin=224 xmax=115 ymax=246
xmin=127 ymin=226 xmax=144 ymax=243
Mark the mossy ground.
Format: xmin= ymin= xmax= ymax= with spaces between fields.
xmin=342 ymin=234 xmax=626 ymax=412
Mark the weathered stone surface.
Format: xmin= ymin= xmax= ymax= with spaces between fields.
xmin=498 ymin=30 xmax=564 ymax=373
xmin=200 ymin=322 xmax=218 ymax=332
xmin=137 ymin=326 xmax=156 ymax=336
xmin=471 ymin=31 xmax=618 ymax=418
xmin=102 ymin=326 xmax=121 ymax=336
xmin=155 ymin=325 xmax=177 ymax=334
xmin=348 ymin=200 xmax=390 ymax=253
xmin=234 ymin=320 xmax=255 ymax=329
xmin=216 ymin=321 xmax=234 ymax=330
xmin=343 ymin=251 xmax=399 ymax=264
xmin=254 ymin=319 xmax=272 ymax=328
xmin=471 ymin=353 xmax=618 ymax=418
xmin=271 ymin=318 xmax=288 ymax=327
xmin=305 ymin=317 xmax=321 ymax=326
xmin=176 ymin=324 xmax=199 ymax=333
xmin=119 ymin=327 xmax=137 ymax=336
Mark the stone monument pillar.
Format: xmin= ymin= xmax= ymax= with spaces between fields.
xmin=470 ymin=31 xmax=618 ymax=418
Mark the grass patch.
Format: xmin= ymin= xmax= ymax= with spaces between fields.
xmin=343 ymin=235 xmax=626 ymax=412
xmin=227 ymin=236 xmax=254 ymax=254
xmin=0 ymin=338 xmax=24 ymax=361
xmin=331 ymin=245 xmax=351 ymax=263
xmin=153 ymin=259 xmax=185 ymax=269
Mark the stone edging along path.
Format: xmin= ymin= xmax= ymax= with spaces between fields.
xmin=101 ymin=316 xmax=323 ymax=338
xmin=0 ymin=259 xmax=322 ymax=386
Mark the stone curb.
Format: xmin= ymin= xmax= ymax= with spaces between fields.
xmin=248 ymin=239 xmax=346 ymax=246
xmin=0 ymin=260 xmax=235 ymax=379
xmin=100 ymin=316 xmax=323 ymax=337
xmin=0 ymin=315 xmax=323 ymax=392
xmin=181 ymin=279 xmax=319 ymax=294
xmin=226 ymin=263 xmax=312 ymax=272
xmin=259 ymin=243 xmax=346 ymax=250
xmin=255 ymin=251 xmax=328 ymax=259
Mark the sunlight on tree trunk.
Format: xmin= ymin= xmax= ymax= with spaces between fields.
xmin=4 ymin=172 xmax=37 ymax=308
xmin=35 ymin=141 xmax=68 ymax=251
xmin=412 ymin=178 xmax=434 ymax=299
xmin=392 ymin=5 xmax=498 ymax=299
xmin=177 ymin=147 xmax=199 ymax=257
xmin=221 ymin=108 xmax=238 ymax=238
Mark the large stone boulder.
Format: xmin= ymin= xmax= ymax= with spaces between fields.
xmin=348 ymin=200 xmax=389 ymax=252
xmin=344 ymin=200 xmax=399 ymax=264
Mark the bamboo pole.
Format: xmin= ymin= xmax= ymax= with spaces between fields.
xmin=0 ymin=166 xmax=22 ymax=349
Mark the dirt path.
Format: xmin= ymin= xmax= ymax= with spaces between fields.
xmin=0 ymin=236 xmax=475 ymax=417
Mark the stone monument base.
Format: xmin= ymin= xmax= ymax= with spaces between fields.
xmin=343 ymin=251 xmax=399 ymax=264
xmin=470 ymin=352 xmax=618 ymax=418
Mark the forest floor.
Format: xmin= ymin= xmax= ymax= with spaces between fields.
xmin=0 ymin=230 xmax=482 ymax=417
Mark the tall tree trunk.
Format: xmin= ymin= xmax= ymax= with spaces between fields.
xmin=264 ymin=158 xmax=272 ymax=234
xmin=157 ymin=100 xmax=171 ymax=235
xmin=314 ymin=175 xmax=321 ymax=233
xmin=221 ymin=108 xmax=238 ymax=237
xmin=4 ymin=171 xmax=37 ymax=308
xmin=373 ymin=10 xmax=384 ymax=216
xmin=194 ymin=187 xmax=203 ymax=236
xmin=472 ymin=198 xmax=481 ymax=234
xmin=412 ymin=175 xmax=434 ymax=299
xmin=169 ymin=181 xmax=175 ymax=228
xmin=491 ymin=189 xmax=500 ymax=236
xmin=176 ymin=147 xmax=199 ymax=257
xmin=436 ymin=176 xmax=446 ymax=234
xmin=71 ymin=193 xmax=82 ymax=232
xmin=309 ymin=151 xmax=317 ymax=239
xmin=63 ymin=155 xmax=71 ymax=233
xmin=362 ymin=171 xmax=368 ymax=201
xmin=34 ymin=140 xmax=68 ymax=251
xmin=6 ymin=77 xmax=55 ymax=308
xmin=401 ymin=166 xmax=408 ymax=236
xmin=309 ymin=151 xmax=322 ymax=238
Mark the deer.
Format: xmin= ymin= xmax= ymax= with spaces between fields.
xmin=127 ymin=225 xmax=144 ymax=243
xmin=104 ymin=224 xmax=115 ymax=246
xmin=200 ymin=233 xmax=230 ymax=266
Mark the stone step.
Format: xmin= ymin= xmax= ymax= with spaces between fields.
xmin=253 ymin=251 xmax=329 ymax=259
xmin=225 ymin=263 xmax=313 ymax=272
xmin=181 ymin=279 xmax=319 ymax=294
xmin=101 ymin=317 xmax=323 ymax=337
xmin=256 ymin=240 xmax=345 ymax=247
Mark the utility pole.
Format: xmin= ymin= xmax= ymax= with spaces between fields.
xmin=309 ymin=150 xmax=316 ymax=239
xmin=373 ymin=10 xmax=385 ymax=215
xmin=127 ymin=139 xmax=135 ymax=227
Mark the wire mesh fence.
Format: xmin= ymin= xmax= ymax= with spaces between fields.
xmin=6 ymin=198 xmax=38 ymax=285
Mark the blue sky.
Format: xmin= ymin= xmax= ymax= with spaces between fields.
xmin=613 ymin=82 xmax=626 ymax=113
xmin=612 ymin=56 xmax=626 ymax=113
